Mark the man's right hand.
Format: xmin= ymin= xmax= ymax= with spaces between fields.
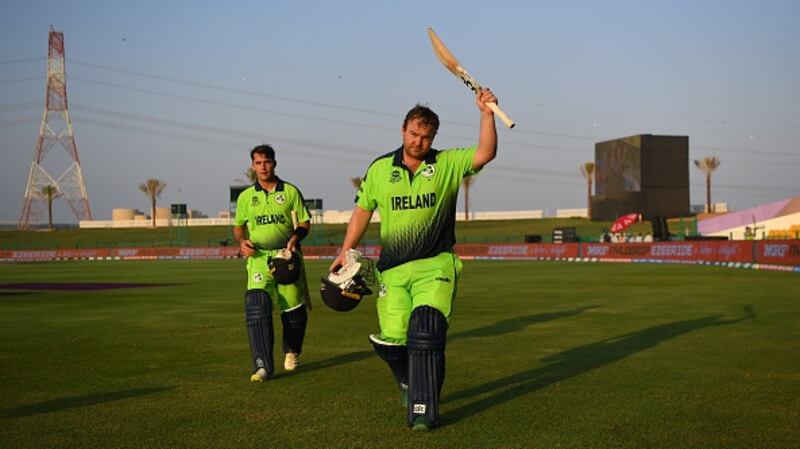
xmin=240 ymin=239 xmax=256 ymax=258
xmin=328 ymin=250 xmax=349 ymax=273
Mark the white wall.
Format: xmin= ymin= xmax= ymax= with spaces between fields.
xmin=80 ymin=209 xmax=550 ymax=228
xmin=556 ymin=208 xmax=588 ymax=218
xmin=704 ymin=212 xmax=800 ymax=240
xmin=80 ymin=218 xmax=233 ymax=228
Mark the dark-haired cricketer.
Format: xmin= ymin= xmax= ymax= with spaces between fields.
xmin=234 ymin=144 xmax=311 ymax=382
xmin=330 ymin=89 xmax=499 ymax=430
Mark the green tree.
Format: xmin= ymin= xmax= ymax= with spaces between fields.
xmin=580 ymin=162 xmax=595 ymax=219
xmin=138 ymin=178 xmax=167 ymax=227
xmin=694 ymin=156 xmax=721 ymax=213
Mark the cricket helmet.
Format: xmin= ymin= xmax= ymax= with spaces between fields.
xmin=268 ymin=249 xmax=302 ymax=285
xmin=319 ymin=250 xmax=375 ymax=312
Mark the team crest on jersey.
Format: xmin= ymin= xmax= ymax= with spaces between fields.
xmin=253 ymin=272 xmax=264 ymax=283
xmin=251 ymin=196 xmax=260 ymax=206
xmin=389 ymin=169 xmax=402 ymax=183
xmin=378 ymin=283 xmax=387 ymax=297
xmin=420 ymin=165 xmax=436 ymax=178
xmin=274 ymin=193 xmax=286 ymax=204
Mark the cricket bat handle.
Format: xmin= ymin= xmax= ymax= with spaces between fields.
xmin=487 ymin=102 xmax=515 ymax=128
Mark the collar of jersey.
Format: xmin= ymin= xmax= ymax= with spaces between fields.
xmin=392 ymin=146 xmax=439 ymax=169
xmin=253 ymin=177 xmax=285 ymax=193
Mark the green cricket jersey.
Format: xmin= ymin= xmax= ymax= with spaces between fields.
xmin=356 ymin=146 xmax=479 ymax=271
xmin=234 ymin=178 xmax=311 ymax=250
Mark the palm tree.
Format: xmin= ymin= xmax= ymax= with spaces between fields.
xmin=138 ymin=178 xmax=167 ymax=227
xmin=580 ymin=162 xmax=595 ymax=219
xmin=40 ymin=185 xmax=61 ymax=230
xmin=694 ymin=156 xmax=721 ymax=213
xmin=350 ymin=177 xmax=362 ymax=190
xmin=462 ymin=176 xmax=475 ymax=221
xmin=234 ymin=168 xmax=257 ymax=185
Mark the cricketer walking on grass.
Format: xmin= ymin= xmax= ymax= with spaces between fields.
xmin=329 ymin=88 xmax=499 ymax=430
xmin=234 ymin=144 xmax=312 ymax=382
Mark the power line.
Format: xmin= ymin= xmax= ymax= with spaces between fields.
xmin=7 ymin=57 xmax=798 ymax=188
xmin=70 ymin=114 xmax=376 ymax=167
xmin=0 ymin=57 xmax=42 ymax=66
xmin=70 ymin=76 xmax=401 ymax=132
xmin=70 ymin=59 xmax=400 ymax=118
xmin=0 ymin=116 xmax=41 ymax=128
xmin=67 ymin=59 xmax=611 ymax=141
xmin=68 ymin=106 xmax=798 ymax=195
xmin=72 ymin=77 xmax=602 ymax=154
xmin=0 ymin=76 xmax=42 ymax=85
xmin=4 ymin=99 xmax=795 ymax=177
xmin=67 ymin=77 xmax=800 ymax=163
xmin=693 ymin=144 xmax=799 ymax=158
xmin=69 ymin=102 xmax=592 ymax=162
xmin=0 ymin=101 xmax=41 ymax=112
xmin=692 ymin=181 xmax=798 ymax=193
xmin=69 ymin=106 xmax=585 ymax=182
xmin=7 ymin=57 xmax=800 ymax=156
xmin=71 ymin=103 xmax=378 ymax=157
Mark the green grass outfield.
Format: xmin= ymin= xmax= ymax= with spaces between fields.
xmin=1 ymin=259 xmax=797 ymax=449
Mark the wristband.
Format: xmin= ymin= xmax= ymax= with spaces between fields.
xmin=291 ymin=227 xmax=308 ymax=242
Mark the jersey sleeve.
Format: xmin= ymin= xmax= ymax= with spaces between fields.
xmin=291 ymin=187 xmax=311 ymax=223
xmin=443 ymin=146 xmax=481 ymax=178
xmin=234 ymin=190 xmax=249 ymax=226
xmin=355 ymin=166 xmax=377 ymax=211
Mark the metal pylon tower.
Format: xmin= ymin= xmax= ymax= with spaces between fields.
xmin=18 ymin=26 xmax=92 ymax=229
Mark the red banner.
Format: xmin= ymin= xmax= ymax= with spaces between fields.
xmin=0 ymin=247 xmax=240 ymax=261
xmin=301 ymin=245 xmax=381 ymax=259
xmin=454 ymin=243 xmax=580 ymax=259
xmin=1 ymin=250 xmax=61 ymax=262
xmin=107 ymin=247 xmax=240 ymax=259
xmin=2 ymin=241 xmax=798 ymax=268
xmin=580 ymin=241 xmax=754 ymax=263
xmin=303 ymin=244 xmax=581 ymax=260
xmin=755 ymin=241 xmax=800 ymax=265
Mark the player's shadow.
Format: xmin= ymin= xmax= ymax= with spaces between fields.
xmin=1 ymin=386 xmax=174 ymax=419
xmin=0 ymin=292 xmax=36 ymax=298
xmin=449 ymin=306 xmax=599 ymax=341
xmin=289 ymin=349 xmax=374 ymax=376
xmin=296 ymin=306 xmax=598 ymax=376
xmin=441 ymin=306 xmax=755 ymax=426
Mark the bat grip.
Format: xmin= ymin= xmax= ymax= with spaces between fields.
xmin=487 ymin=102 xmax=515 ymax=128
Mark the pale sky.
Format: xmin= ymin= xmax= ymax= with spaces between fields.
xmin=1 ymin=0 xmax=798 ymax=224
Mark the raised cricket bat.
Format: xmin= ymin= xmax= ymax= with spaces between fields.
xmin=427 ymin=27 xmax=515 ymax=128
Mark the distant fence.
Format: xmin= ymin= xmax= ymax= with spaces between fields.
xmin=2 ymin=241 xmax=798 ymax=270
xmin=79 ymin=218 xmax=231 ymax=228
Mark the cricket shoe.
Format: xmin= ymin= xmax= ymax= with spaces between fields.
xmin=250 ymin=368 xmax=270 ymax=382
xmin=284 ymin=352 xmax=300 ymax=371
xmin=411 ymin=416 xmax=432 ymax=432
